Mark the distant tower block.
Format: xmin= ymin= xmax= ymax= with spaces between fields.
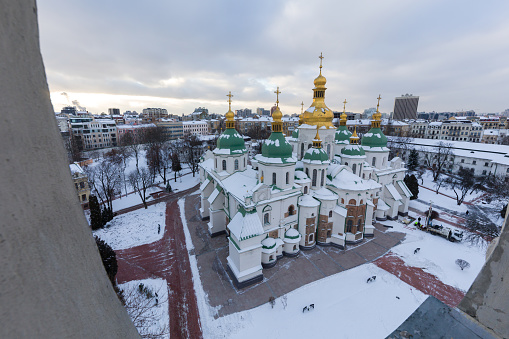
xmin=393 ymin=94 xmax=419 ymax=120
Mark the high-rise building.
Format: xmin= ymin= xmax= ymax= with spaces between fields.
xmin=108 ymin=108 xmax=120 ymax=115
xmin=142 ymin=107 xmax=168 ymax=123
xmin=393 ymin=94 xmax=419 ymax=120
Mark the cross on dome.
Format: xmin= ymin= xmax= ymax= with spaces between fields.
xmin=301 ymin=101 xmax=304 ymax=114
xmin=319 ymin=52 xmax=324 ymax=75
xmin=376 ymin=94 xmax=382 ymax=113
xmin=343 ymin=99 xmax=347 ymax=113
xmin=274 ymin=87 xmax=281 ymax=107
xmin=227 ymin=91 xmax=234 ymax=111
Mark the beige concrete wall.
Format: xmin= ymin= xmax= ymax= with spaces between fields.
xmin=0 ymin=1 xmax=139 ymax=337
xmin=458 ymin=207 xmax=509 ymax=338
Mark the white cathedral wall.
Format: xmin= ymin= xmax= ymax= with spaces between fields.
xmin=297 ymin=204 xmax=318 ymax=247
xmin=215 ymin=153 xmax=247 ymax=174
xmin=258 ymin=162 xmax=295 ymax=189
xmin=297 ymin=127 xmax=335 ymax=159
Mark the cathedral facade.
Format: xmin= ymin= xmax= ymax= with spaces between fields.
xmin=199 ymin=64 xmax=411 ymax=288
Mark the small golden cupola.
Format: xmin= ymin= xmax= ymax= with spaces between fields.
xmin=350 ymin=126 xmax=360 ymax=145
xmin=271 ymin=87 xmax=283 ymax=133
xmin=301 ymin=53 xmax=335 ymax=129
xmin=313 ymin=127 xmax=322 ymax=148
xmin=225 ymin=91 xmax=235 ymax=129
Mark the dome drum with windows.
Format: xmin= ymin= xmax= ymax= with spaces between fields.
xmin=214 ymin=92 xmax=247 ymax=155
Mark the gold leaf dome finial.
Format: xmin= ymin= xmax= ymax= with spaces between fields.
xmin=225 ymin=91 xmax=235 ymax=129
xmin=350 ymin=125 xmax=360 ymax=145
xmin=271 ymin=87 xmax=283 ymax=132
xmin=313 ymin=126 xmax=322 ymax=148
xmin=313 ymin=52 xmax=327 ymax=87
xmin=371 ymin=94 xmax=382 ymax=128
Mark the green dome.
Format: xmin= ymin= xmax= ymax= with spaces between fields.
xmin=215 ymin=129 xmax=247 ymax=154
xmin=303 ymin=147 xmax=329 ymax=163
xmin=341 ymin=144 xmax=365 ymax=156
xmin=261 ymin=132 xmax=293 ymax=159
xmin=292 ymin=128 xmax=299 ymax=139
xmin=361 ymin=127 xmax=387 ymax=148
xmin=335 ymin=125 xmax=352 ymax=143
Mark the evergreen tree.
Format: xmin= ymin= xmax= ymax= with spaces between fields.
xmin=407 ymin=149 xmax=419 ymax=172
xmin=101 ymin=207 xmax=114 ymax=226
xmin=404 ymin=174 xmax=419 ymax=200
xmin=171 ymin=152 xmax=182 ymax=182
xmin=89 ymin=195 xmax=103 ymax=230
xmin=94 ymin=236 xmax=118 ymax=286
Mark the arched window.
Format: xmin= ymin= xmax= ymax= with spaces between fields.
xmin=215 ymin=158 xmax=217 ymax=168
xmin=352 ymin=163 xmax=357 ymax=175
xmin=234 ymin=159 xmax=239 ymax=170
xmin=222 ymin=159 xmax=226 ymax=171
xmin=286 ymin=172 xmax=289 ymax=185
xmin=301 ymin=143 xmax=304 ymax=156
xmin=312 ymin=169 xmax=317 ymax=186
xmin=306 ymin=168 xmax=309 ymax=177
xmin=329 ymin=210 xmax=333 ymax=217
xmin=308 ymin=144 xmax=312 ymax=149
xmin=345 ymin=162 xmax=348 ymax=166
xmin=309 ymin=234 xmax=314 ymax=242
xmin=341 ymin=198 xmax=344 ymax=204
xmin=272 ymin=172 xmax=277 ymax=185
xmin=346 ymin=220 xmax=353 ymax=233
xmin=288 ymin=205 xmax=295 ymax=216
xmin=349 ymin=199 xmax=356 ymax=205
xmin=372 ymin=157 xmax=376 ymax=167
xmin=360 ymin=199 xmax=363 ymax=204
xmin=264 ymin=213 xmax=270 ymax=225
xmin=382 ymin=158 xmax=386 ymax=166
xmin=327 ymin=144 xmax=331 ymax=156
xmin=244 ymin=158 xmax=246 ymax=167
xmin=321 ymin=170 xmax=325 ymax=186
xmin=304 ymin=186 xmax=308 ymax=194
xmin=362 ymin=173 xmax=365 ymax=179
xmin=327 ymin=230 xmax=331 ymax=238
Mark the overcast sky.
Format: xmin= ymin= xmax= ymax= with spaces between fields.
xmin=37 ymin=0 xmax=509 ymax=116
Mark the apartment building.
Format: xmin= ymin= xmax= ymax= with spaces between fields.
xmin=183 ymin=121 xmax=209 ymax=135
xmin=142 ymin=107 xmax=168 ymax=123
xmin=69 ymin=116 xmax=117 ymax=150
xmin=69 ymin=163 xmax=90 ymax=209
xmin=154 ymin=119 xmax=183 ymax=140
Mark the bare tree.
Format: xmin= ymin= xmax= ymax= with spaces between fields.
xmin=158 ymin=143 xmax=172 ymax=185
xmin=455 ymin=259 xmax=470 ymax=271
xmin=386 ymin=136 xmax=414 ymax=161
xmin=117 ymin=134 xmax=134 ymax=196
xmin=444 ymin=168 xmax=484 ymax=205
xmin=85 ymin=158 xmax=122 ymax=212
xmin=121 ymin=283 xmax=169 ymax=339
xmin=128 ymin=167 xmax=154 ymax=209
xmin=422 ymin=141 xmax=454 ymax=181
xmin=183 ymin=134 xmax=204 ymax=177
xmin=65 ymin=134 xmax=83 ymax=163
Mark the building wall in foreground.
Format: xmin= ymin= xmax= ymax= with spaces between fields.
xmin=0 ymin=2 xmax=139 ymax=338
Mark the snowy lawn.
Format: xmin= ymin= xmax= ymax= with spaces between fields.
xmin=119 ymin=278 xmax=169 ymax=339
xmin=416 ymin=186 xmax=468 ymax=213
xmin=380 ymin=219 xmax=486 ymax=292
xmin=178 ymin=198 xmax=426 ymax=339
xmin=94 ymin=202 xmax=166 ymax=250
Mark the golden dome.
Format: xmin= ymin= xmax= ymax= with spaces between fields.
xmin=314 ymin=74 xmax=326 ymax=87
xmin=225 ymin=109 xmax=234 ymax=121
xmin=272 ymin=106 xmax=282 ymax=121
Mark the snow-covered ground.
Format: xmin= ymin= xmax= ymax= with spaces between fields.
xmin=94 ymin=202 xmax=166 ymax=250
xmin=178 ymin=194 xmax=488 ymax=339
xmin=118 ymin=278 xmax=169 ymax=339
xmin=380 ymin=219 xmax=486 ymax=292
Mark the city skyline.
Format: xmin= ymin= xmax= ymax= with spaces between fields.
xmin=38 ymin=1 xmax=509 ymax=115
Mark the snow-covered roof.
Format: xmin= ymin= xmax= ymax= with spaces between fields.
xmin=328 ymin=166 xmax=381 ymax=191
xmin=377 ymin=199 xmax=390 ymax=211
xmin=69 ymin=163 xmax=84 ymax=175
xmin=333 ymin=205 xmax=347 ymax=217
xmin=397 ymin=180 xmax=412 ymax=198
xmin=313 ymin=187 xmax=338 ymax=201
xmin=228 ymin=210 xmax=264 ymax=241
xmin=389 ymin=137 xmax=509 ymax=166
xmin=298 ymin=194 xmax=320 ymax=207
xmin=294 ymin=170 xmax=311 ymax=183
xmin=386 ymin=183 xmax=403 ymax=201
xmin=221 ymin=167 xmax=259 ymax=202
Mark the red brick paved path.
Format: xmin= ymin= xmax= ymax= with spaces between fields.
xmin=116 ymin=193 xmax=203 ymax=338
xmin=374 ymin=252 xmax=465 ymax=308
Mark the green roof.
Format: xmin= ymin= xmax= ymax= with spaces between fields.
xmin=341 ymin=144 xmax=365 ymax=156
xmin=335 ymin=125 xmax=352 ymax=143
xmin=303 ymin=147 xmax=329 ymax=163
xmin=216 ymin=129 xmax=247 ymax=154
xmin=292 ymin=128 xmax=299 ymax=138
xmin=361 ymin=127 xmax=387 ymax=148
xmin=261 ymin=132 xmax=293 ymax=159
